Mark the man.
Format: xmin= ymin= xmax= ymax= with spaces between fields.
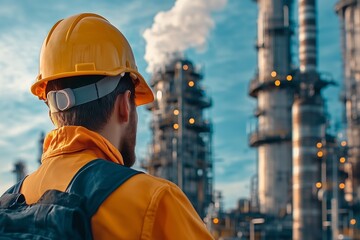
xmin=23 ymin=13 xmax=214 ymax=239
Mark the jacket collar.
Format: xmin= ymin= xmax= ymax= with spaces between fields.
xmin=41 ymin=126 xmax=124 ymax=165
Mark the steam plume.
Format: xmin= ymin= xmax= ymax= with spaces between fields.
xmin=143 ymin=0 xmax=227 ymax=73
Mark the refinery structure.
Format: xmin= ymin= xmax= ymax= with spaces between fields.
xmin=224 ymin=0 xmax=357 ymax=239
xmin=336 ymin=0 xmax=360 ymax=237
xmin=8 ymin=0 xmax=360 ymax=239
xmin=228 ymin=0 xmax=356 ymax=239
xmin=143 ymin=59 xmax=213 ymax=218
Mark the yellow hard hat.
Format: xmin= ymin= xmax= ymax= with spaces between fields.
xmin=31 ymin=13 xmax=154 ymax=106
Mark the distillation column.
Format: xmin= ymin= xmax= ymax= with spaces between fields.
xmin=292 ymin=0 xmax=327 ymax=239
xmin=146 ymin=59 xmax=213 ymax=218
xmin=336 ymin=2 xmax=360 ymax=234
xmin=12 ymin=161 xmax=26 ymax=182
xmin=249 ymin=0 xmax=294 ymax=216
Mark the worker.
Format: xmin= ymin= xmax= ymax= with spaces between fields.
xmin=21 ymin=13 xmax=214 ymax=239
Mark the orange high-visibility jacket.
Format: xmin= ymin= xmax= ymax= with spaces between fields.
xmin=21 ymin=126 xmax=214 ymax=239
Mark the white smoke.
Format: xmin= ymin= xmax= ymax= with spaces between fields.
xmin=143 ymin=0 xmax=227 ymax=73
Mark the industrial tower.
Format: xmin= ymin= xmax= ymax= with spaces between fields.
xmin=336 ymin=0 xmax=360 ymax=236
xmin=292 ymin=0 xmax=330 ymax=239
xmin=12 ymin=160 xmax=26 ymax=183
xmin=145 ymin=58 xmax=213 ymax=218
xmin=249 ymin=0 xmax=294 ymax=216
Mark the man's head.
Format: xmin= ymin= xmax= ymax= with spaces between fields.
xmin=31 ymin=13 xmax=154 ymax=166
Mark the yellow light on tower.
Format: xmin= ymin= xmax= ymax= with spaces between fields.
xmin=316 ymin=142 xmax=322 ymax=148
xmin=339 ymin=183 xmax=345 ymax=189
xmin=213 ymin=218 xmax=219 ymax=224
xmin=189 ymin=118 xmax=195 ymax=124
xmin=315 ymin=182 xmax=322 ymax=189
xmin=340 ymin=157 xmax=346 ymax=163
xmin=350 ymin=219 xmax=357 ymax=225
xmin=188 ymin=81 xmax=195 ymax=87
xmin=173 ymin=123 xmax=179 ymax=130
xmin=341 ymin=141 xmax=347 ymax=147
xmin=173 ymin=109 xmax=179 ymax=116
xmin=274 ymin=80 xmax=281 ymax=87
xmin=271 ymin=71 xmax=277 ymax=77
xmin=183 ymin=64 xmax=189 ymax=71
xmin=286 ymin=75 xmax=293 ymax=81
xmin=317 ymin=151 xmax=324 ymax=158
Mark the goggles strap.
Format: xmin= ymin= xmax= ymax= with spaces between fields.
xmin=47 ymin=74 xmax=124 ymax=113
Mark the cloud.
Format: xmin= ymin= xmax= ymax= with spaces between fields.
xmin=143 ymin=0 xmax=227 ymax=73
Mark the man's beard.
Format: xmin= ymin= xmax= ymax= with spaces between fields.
xmin=121 ymin=139 xmax=136 ymax=167
xmin=120 ymin=114 xmax=137 ymax=167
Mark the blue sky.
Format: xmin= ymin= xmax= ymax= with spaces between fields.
xmin=0 ymin=0 xmax=342 ymax=210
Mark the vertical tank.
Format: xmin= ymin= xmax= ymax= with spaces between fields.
xmin=292 ymin=0 xmax=328 ymax=239
xmin=145 ymin=58 xmax=213 ymax=218
xmin=335 ymin=0 xmax=360 ymax=236
xmin=292 ymin=87 xmax=326 ymax=240
xmin=249 ymin=0 xmax=294 ymax=216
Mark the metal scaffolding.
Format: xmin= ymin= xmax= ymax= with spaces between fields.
xmin=144 ymin=58 xmax=213 ymax=218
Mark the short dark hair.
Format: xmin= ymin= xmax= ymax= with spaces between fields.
xmin=45 ymin=74 xmax=135 ymax=131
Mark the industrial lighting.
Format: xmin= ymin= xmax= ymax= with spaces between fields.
xmin=156 ymin=90 xmax=162 ymax=100
xmin=350 ymin=219 xmax=357 ymax=225
xmin=341 ymin=141 xmax=347 ymax=147
xmin=317 ymin=151 xmax=324 ymax=158
xmin=274 ymin=80 xmax=281 ymax=86
xmin=213 ymin=218 xmax=219 ymax=224
xmin=183 ymin=64 xmax=189 ymax=71
xmin=315 ymin=182 xmax=322 ymax=189
xmin=173 ymin=109 xmax=179 ymax=115
xmin=339 ymin=157 xmax=346 ymax=163
xmin=189 ymin=118 xmax=195 ymax=124
xmin=339 ymin=183 xmax=345 ymax=189
xmin=316 ymin=142 xmax=322 ymax=148
xmin=286 ymin=75 xmax=293 ymax=81
xmin=154 ymin=144 xmax=160 ymax=153
xmin=173 ymin=123 xmax=179 ymax=130
xmin=271 ymin=71 xmax=277 ymax=77
xmin=188 ymin=81 xmax=195 ymax=87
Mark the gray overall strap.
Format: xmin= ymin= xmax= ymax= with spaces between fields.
xmin=66 ymin=159 xmax=142 ymax=217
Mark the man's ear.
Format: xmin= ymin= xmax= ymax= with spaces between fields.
xmin=116 ymin=90 xmax=132 ymax=123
